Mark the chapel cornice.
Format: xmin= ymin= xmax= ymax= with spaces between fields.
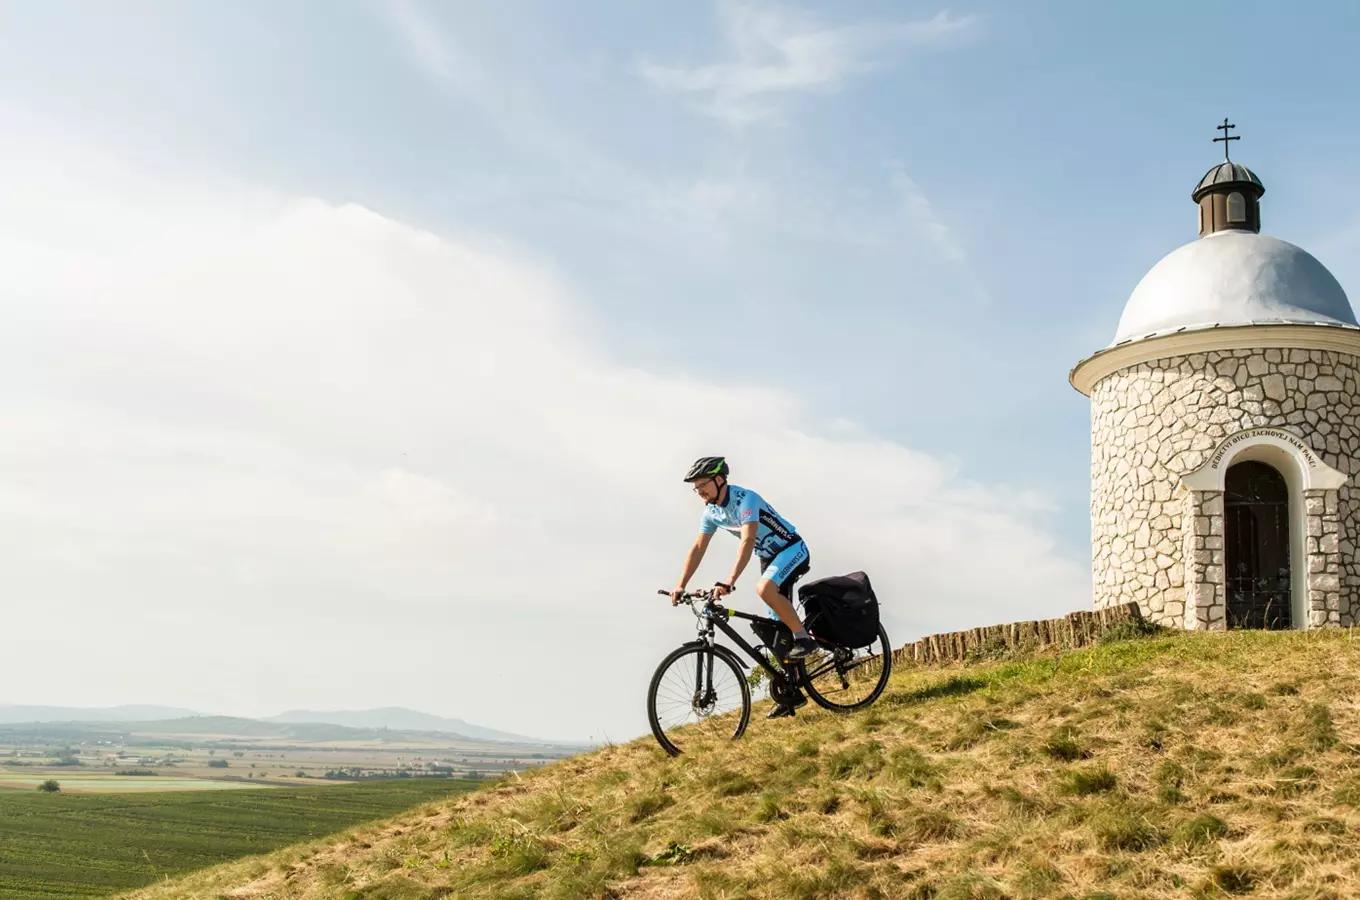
xmin=1069 ymin=323 xmax=1360 ymax=396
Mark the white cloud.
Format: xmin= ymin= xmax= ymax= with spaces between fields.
xmin=0 ymin=117 xmax=1083 ymax=742
xmin=369 ymin=3 xmax=968 ymax=273
xmin=380 ymin=0 xmax=478 ymax=89
xmin=641 ymin=3 xmax=981 ymax=123
xmin=890 ymin=166 xmax=967 ymax=264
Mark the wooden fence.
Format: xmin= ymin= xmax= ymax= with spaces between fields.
xmin=888 ymin=602 xmax=1145 ymax=668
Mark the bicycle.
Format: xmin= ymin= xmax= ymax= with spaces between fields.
xmin=646 ymin=587 xmax=893 ymax=756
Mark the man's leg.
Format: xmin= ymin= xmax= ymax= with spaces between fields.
xmin=758 ymin=543 xmax=814 ymax=718
xmin=755 ymin=578 xmax=804 ymax=633
xmin=756 ymin=542 xmax=816 ymax=658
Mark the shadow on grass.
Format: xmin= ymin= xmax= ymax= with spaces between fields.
xmin=882 ymin=676 xmax=987 ymax=708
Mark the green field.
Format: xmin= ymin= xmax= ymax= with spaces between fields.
xmin=0 ymin=778 xmax=480 ymax=900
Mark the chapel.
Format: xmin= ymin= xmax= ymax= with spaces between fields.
xmin=1070 ymin=121 xmax=1358 ymax=631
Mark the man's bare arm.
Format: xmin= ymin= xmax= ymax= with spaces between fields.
xmin=672 ymin=532 xmax=714 ymax=599
xmin=726 ymin=521 xmax=759 ymax=586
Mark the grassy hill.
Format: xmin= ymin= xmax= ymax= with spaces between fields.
xmin=116 ymin=627 xmax=1360 ymax=899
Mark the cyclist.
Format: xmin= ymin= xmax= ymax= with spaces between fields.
xmin=669 ymin=456 xmax=815 ymax=717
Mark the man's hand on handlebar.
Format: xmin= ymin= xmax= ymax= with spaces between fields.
xmin=659 ymin=587 xmax=713 ymax=605
xmin=671 ymin=586 xmax=708 ymax=606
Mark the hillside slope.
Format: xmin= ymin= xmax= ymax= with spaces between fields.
xmin=119 ymin=629 xmax=1360 ymax=899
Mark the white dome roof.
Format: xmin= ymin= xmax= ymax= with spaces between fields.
xmin=1112 ymin=230 xmax=1355 ymax=346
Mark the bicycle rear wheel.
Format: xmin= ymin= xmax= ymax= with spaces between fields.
xmin=647 ymin=644 xmax=750 ymax=756
xmin=799 ymin=624 xmax=893 ymax=711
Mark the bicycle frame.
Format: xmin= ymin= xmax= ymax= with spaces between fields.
xmin=690 ymin=600 xmax=847 ymax=688
xmin=702 ymin=605 xmax=787 ymax=682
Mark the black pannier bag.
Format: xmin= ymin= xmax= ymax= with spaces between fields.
xmin=797 ymin=571 xmax=880 ymax=649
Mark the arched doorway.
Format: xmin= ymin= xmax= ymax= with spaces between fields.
xmin=1224 ymin=460 xmax=1292 ymax=629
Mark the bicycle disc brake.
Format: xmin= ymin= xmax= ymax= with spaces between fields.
xmin=692 ymin=687 xmax=718 ymax=715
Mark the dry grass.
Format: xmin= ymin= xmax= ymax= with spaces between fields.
xmin=116 ymin=628 xmax=1360 ymax=899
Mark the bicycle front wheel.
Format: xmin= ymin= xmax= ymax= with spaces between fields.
xmin=799 ymin=624 xmax=893 ymax=711
xmin=647 ymin=644 xmax=750 ymax=757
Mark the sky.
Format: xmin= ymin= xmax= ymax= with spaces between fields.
xmin=2 ymin=1 xmax=1358 ymax=743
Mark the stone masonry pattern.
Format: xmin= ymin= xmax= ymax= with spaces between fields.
xmin=1091 ymin=347 xmax=1360 ymax=628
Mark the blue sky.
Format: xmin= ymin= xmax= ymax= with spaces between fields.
xmin=2 ymin=1 xmax=1357 ymax=741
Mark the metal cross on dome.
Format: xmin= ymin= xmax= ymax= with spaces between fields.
xmin=1213 ymin=118 xmax=1240 ymax=161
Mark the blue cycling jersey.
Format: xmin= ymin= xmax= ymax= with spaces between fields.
xmin=699 ymin=484 xmax=800 ymax=563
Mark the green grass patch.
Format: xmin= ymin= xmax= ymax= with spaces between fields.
xmin=0 ymin=779 xmax=477 ymax=899
xmin=1041 ymin=726 xmax=1089 ymax=761
xmin=625 ymin=789 xmax=673 ymax=822
xmin=1297 ymin=704 xmax=1338 ymax=750
xmin=905 ymin=808 xmax=959 ymax=842
xmin=825 ymin=742 xmax=885 ymax=778
xmin=888 ymin=745 xmax=938 ymax=788
xmin=1098 ymin=617 xmax=1164 ymax=644
xmin=1332 ymin=776 xmax=1360 ymax=806
xmin=705 ymin=768 xmax=760 ymax=797
xmin=1089 ymin=804 xmax=1163 ymax=852
xmin=1272 ymin=765 xmax=1320 ymax=797
xmin=944 ymin=716 xmax=1019 ymax=750
xmin=1174 ymin=813 xmax=1229 ymax=847
xmin=1204 ymin=864 xmax=1256 ymax=894
xmin=1059 ymin=765 xmax=1118 ymax=796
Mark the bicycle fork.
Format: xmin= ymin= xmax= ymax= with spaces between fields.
xmin=692 ymin=640 xmax=719 ymax=713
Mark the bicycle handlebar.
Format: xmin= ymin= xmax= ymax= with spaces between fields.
xmin=656 ymin=588 xmax=720 ymax=603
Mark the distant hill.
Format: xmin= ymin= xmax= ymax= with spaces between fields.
xmin=0 ymin=704 xmax=200 ymax=723
xmin=264 ymin=707 xmax=549 ymax=744
xmin=0 ymin=704 xmax=566 ymax=745
xmin=124 ymin=716 xmax=378 ymax=741
xmin=0 ymin=715 xmax=515 ymax=747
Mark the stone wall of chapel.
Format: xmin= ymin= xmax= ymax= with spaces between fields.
xmin=1090 ymin=347 xmax=1360 ymax=627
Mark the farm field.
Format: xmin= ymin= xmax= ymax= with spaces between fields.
xmin=0 ymin=742 xmax=548 ymax=790
xmin=0 ymin=716 xmax=574 ymax=789
xmin=0 ymin=778 xmax=479 ymax=900
xmin=0 ymin=771 xmax=264 ymax=792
